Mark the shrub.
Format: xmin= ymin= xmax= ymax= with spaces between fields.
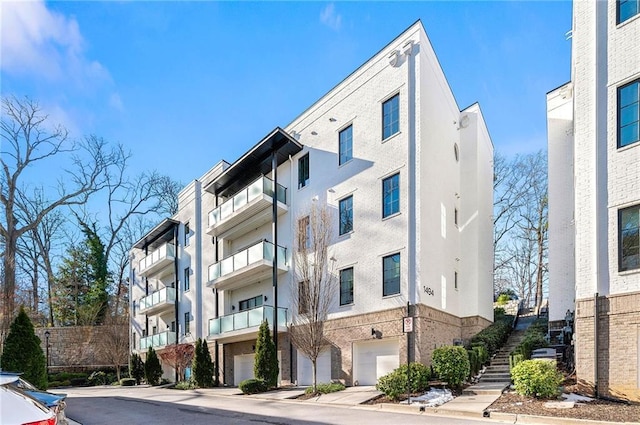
xmin=192 ymin=338 xmax=215 ymax=388
xmin=470 ymin=316 xmax=513 ymax=355
xmin=511 ymin=360 xmax=563 ymax=398
xmin=432 ymin=346 xmax=470 ymax=389
xmin=510 ymin=353 xmax=525 ymax=369
xmin=254 ymin=321 xmax=278 ymax=388
xmin=88 ymin=371 xmax=106 ymax=386
xmin=145 ymin=347 xmax=163 ymax=386
xmin=472 ymin=344 xmax=489 ymax=365
xmin=467 ymin=349 xmax=479 ymax=377
xmin=512 ymin=318 xmax=549 ymax=359
xmin=130 ymin=353 xmax=145 ymax=385
xmin=305 ymin=382 xmax=345 ymax=394
xmin=494 ymin=307 xmax=506 ymax=321
xmin=48 ymin=380 xmax=70 ymax=388
xmin=239 ymin=378 xmax=268 ymax=394
xmin=376 ymin=362 xmax=431 ymax=401
xmin=70 ymin=377 xmax=88 ymax=386
xmin=120 ymin=378 xmax=136 ymax=386
xmin=174 ymin=379 xmax=196 ymax=390
xmin=0 ymin=308 xmax=47 ymax=389
xmin=497 ymin=294 xmax=510 ymax=305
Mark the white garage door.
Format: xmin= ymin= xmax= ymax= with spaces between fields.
xmin=297 ymin=349 xmax=331 ymax=386
xmin=353 ymin=339 xmax=399 ymax=386
xmin=233 ymin=352 xmax=282 ymax=386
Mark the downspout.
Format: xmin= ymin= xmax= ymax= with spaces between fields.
xmin=214 ymin=194 xmax=220 ymax=386
xmin=593 ymin=292 xmax=598 ymax=398
xmin=174 ymin=224 xmax=179 ymax=383
xmin=272 ymin=151 xmax=279 ymax=354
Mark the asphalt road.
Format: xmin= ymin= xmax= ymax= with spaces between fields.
xmin=63 ymin=386 xmax=499 ymax=425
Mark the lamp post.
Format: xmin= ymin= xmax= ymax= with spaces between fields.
xmin=44 ymin=330 xmax=50 ymax=375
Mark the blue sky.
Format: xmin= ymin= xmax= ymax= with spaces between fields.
xmin=1 ymin=1 xmax=572 ymax=186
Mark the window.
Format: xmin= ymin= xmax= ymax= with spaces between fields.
xmin=132 ymin=332 xmax=136 ymax=350
xmin=620 ymin=205 xmax=640 ymax=271
xmin=239 ymin=295 xmax=263 ymax=311
xmin=383 ymin=253 xmax=401 ymax=296
xmin=618 ymin=0 xmax=639 ymax=23
xmin=298 ymin=216 xmax=311 ymax=250
xmin=298 ymin=153 xmax=310 ymax=188
xmin=454 ymin=208 xmax=459 ymax=226
xmin=382 ymin=174 xmax=400 ymax=218
xmin=184 ymin=267 xmax=190 ymax=291
xmin=619 ymin=80 xmax=639 ymax=148
xmin=339 ymin=195 xmax=353 ymax=235
xmin=454 ymin=271 xmax=458 ymax=290
xmin=132 ymin=301 xmax=136 ymax=316
xmin=339 ymin=125 xmax=353 ymax=165
xmin=142 ymin=329 xmax=147 ymax=337
xmin=171 ymin=321 xmax=176 ymax=332
xmin=340 ymin=267 xmax=354 ymax=305
xmin=152 ymin=326 xmax=157 ymax=335
xmin=298 ymin=281 xmax=309 ymax=314
xmin=184 ymin=222 xmax=190 ymax=246
xmin=184 ymin=312 xmax=190 ymax=335
xmin=382 ymin=94 xmax=400 ymax=139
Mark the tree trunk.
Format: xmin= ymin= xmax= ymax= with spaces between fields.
xmin=2 ymin=231 xmax=18 ymax=335
xmin=312 ymin=358 xmax=317 ymax=394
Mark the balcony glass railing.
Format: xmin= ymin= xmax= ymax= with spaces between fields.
xmin=139 ymin=330 xmax=176 ymax=350
xmin=207 ymin=240 xmax=287 ymax=282
xmin=208 ymin=176 xmax=287 ymax=227
xmin=139 ymin=287 xmax=176 ymax=312
xmin=208 ymin=305 xmax=288 ymax=336
xmin=139 ymin=243 xmax=175 ymax=272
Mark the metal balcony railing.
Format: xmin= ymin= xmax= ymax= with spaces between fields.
xmin=207 ymin=240 xmax=287 ymax=282
xmin=138 ymin=243 xmax=175 ymax=273
xmin=139 ymin=330 xmax=176 ymax=350
xmin=139 ymin=287 xmax=176 ymax=312
xmin=208 ymin=305 xmax=288 ymax=336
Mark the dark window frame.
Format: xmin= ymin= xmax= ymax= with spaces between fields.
xmin=298 ymin=153 xmax=310 ymax=189
xmin=184 ymin=267 xmax=190 ymax=292
xmin=239 ymin=295 xmax=263 ymax=311
xmin=382 ymin=173 xmax=400 ymax=218
xmin=339 ymin=125 xmax=353 ymax=165
xmin=382 ymin=94 xmax=400 ymax=140
xmin=339 ymin=195 xmax=353 ymax=235
xmin=184 ymin=312 xmax=190 ymax=335
xmin=618 ymin=79 xmax=640 ymax=148
xmin=184 ymin=222 xmax=190 ymax=246
xmin=382 ymin=253 xmax=401 ymax=297
xmin=619 ymin=204 xmax=640 ymax=272
xmin=618 ymin=0 xmax=640 ymax=24
xmin=339 ymin=267 xmax=354 ymax=306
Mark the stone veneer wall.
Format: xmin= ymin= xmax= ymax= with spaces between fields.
xmin=35 ymin=326 xmax=127 ymax=371
xmin=575 ymin=291 xmax=640 ymax=403
xmin=221 ymin=333 xmax=292 ymax=386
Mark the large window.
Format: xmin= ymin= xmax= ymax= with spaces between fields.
xmin=620 ymin=205 xmax=640 ymax=271
xmin=383 ymin=253 xmax=401 ymax=296
xmin=298 ymin=153 xmax=310 ymax=188
xmin=382 ymin=173 xmax=400 ymax=218
xmin=619 ymin=80 xmax=639 ymax=148
xmin=339 ymin=195 xmax=353 ymax=235
xmin=298 ymin=281 xmax=309 ymax=314
xmin=239 ymin=295 xmax=263 ymax=311
xmin=340 ymin=267 xmax=354 ymax=305
xmin=339 ymin=125 xmax=353 ymax=165
xmin=618 ymin=0 xmax=639 ymax=23
xmin=382 ymin=94 xmax=400 ymax=140
xmin=184 ymin=222 xmax=190 ymax=246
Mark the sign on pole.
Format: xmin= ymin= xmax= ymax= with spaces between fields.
xmin=403 ymin=316 xmax=414 ymax=333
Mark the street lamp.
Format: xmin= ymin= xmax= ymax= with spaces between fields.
xmin=44 ymin=330 xmax=50 ymax=375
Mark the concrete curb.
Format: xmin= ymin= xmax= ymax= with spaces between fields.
xmin=484 ymin=411 xmax=639 ymax=425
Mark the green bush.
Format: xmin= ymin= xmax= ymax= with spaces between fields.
xmin=120 ymin=378 xmax=136 ymax=386
xmin=192 ymin=338 xmax=215 ymax=388
xmin=239 ymin=378 xmax=268 ymax=394
xmin=512 ymin=318 xmax=549 ymax=359
xmin=0 ymin=308 xmax=48 ymax=389
xmin=470 ymin=315 xmax=513 ymax=355
xmin=305 ymin=382 xmax=345 ymax=394
xmin=511 ymin=360 xmax=563 ymax=398
xmin=510 ymin=353 xmax=525 ymax=369
xmin=497 ymin=294 xmax=510 ymax=305
xmin=69 ymin=377 xmax=88 ymax=386
xmin=49 ymin=372 xmax=87 ymax=382
xmin=376 ymin=362 xmax=431 ymax=401
xmin=494 ymin=307 xmax=506 ymax=321
xmin=88 ymin=371 xmax=106 ymax=386
xmin=130 ymin=353 xmax=145 ymax=385
xmin=174 ymin=379 xmax=196 ymax=390
xmin=432 ymin=346 xmax=470 ymax=389
xmin=254 ymin=321 xmax=279 ymax=389
xmin=48 ymin=380 xmax=70 ymax=388
xmin=144 ymin=347 xmax=163 ymax=386
xmin=467 ymin=349 xmax=479 ymax=377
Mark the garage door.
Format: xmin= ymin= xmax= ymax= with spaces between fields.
xmin=233 ymin=352 xmax=282 ymax=386
xmin=353 ymin=339 xmax=399 ymax=386
xmin=297 ymin=349 xmax=331 ymax=386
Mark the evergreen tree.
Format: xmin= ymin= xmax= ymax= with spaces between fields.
xmin=144 ymin=347 xmax=163 ymax=385
xmin=130 ymin=352 xmax=145 ymax=385
xmin=79 ymin=220 xmax=110 ymax=325
xmin=254 ymin=320 xmax=278 ymax=388
xmin=192 ymin=338 xmax=215 ymax=388
xmin=1 ymin=307 xmax=47 ymax=389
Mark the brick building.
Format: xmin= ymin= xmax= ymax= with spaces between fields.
xmin=547 ymin=0 xmax=640 ymax=402
xmin=130 ymin=20 xmax=494 ymax=386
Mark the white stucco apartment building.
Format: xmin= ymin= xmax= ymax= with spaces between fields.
xmin=130 ymin=20 xmax=494 ymax=386
xmin=547 ymin=0 xmax=640 ymax=402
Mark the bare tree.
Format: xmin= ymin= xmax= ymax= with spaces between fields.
xmin=152 ymin=175 xmax=182 ymax=217
xmin=97 ymin=309 xmax=130 ymax=381
xmin=158 ymin=343 xmax=195 ymax=382
xmin=0 ymin=96 xmax=125 ymax=338
xmin=288 ymin=203 xmax=337 ymax=393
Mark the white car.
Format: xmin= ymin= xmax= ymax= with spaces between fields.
xmin=0 ymin=374 xmax=58 ymax=425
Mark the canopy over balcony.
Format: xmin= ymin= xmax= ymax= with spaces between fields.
xmin=204 ymin=127 xmax=302 ymax=198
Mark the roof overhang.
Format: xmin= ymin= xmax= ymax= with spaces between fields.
xmin=204 ymin=127 xmax=303 ymax=197
xmin=133 ymin=218 xmax=180 ymax=250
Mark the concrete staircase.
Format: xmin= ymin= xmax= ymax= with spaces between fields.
xmin=462 ymin=314 xmax=536 ymax=396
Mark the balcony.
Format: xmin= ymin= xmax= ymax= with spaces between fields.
xmin=139 ymin=287 xmax=176 ymax=315
xmin=139 ymin=331 xmax=176 ymax=351
xmin=207 ymin=176 xmax=288 ymax=239
xmin=138 ymin=243 xmax=175 ymax=276
xmin=207 ymin=240 xmax=288 ymax=291
xmin=208 ymin=305 xmax=289 ymax=342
